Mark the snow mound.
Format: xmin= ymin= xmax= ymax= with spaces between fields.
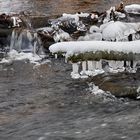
xmin=100 ymin=21 xmax=140 ymax=41
xmin=125 ymin=4 xmax=140 ymax=14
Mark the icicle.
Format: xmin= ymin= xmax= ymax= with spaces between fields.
xmin=95 ymin=60 xmax=104 ymax=74
xmin=133 ymin=61 xmax=138 ymax=69
xmin=82 ymin=61 xmax=87 ymax=73
xmin=95 ymin=60 xmax=102 ymax=70
xmin=87 ymin=61 xmax=95 ymax=71
xmin=92 ymin=61 xmax=96 ymax=70
xmin=126 ymin=61 xmax=131 ymax=67
xmin=108 ymin=60 xmax=116 ymax=69
xmin=65 ymin=57 xmax=68 ymax=63
xmin=125 ymin=61 xmax=138 ymax=73
xmin=80 ymin=61 xmax=88 ymax=78
xmin=116 ymin=61 xmax=124 ymax=68
xmin=71 ymin=63 xmax=80 ymax=79
xmin=55 ymin=54 xmax=58 ymax=59
xmin=11 ymin=17 xmax=17 ymax=27
xmin=86 ymin=61 xmax=96 ymax=76
xmin=108 ymin=60 xmax=118 ymax=73
xmin=116 ymin=61 xmax=125 ymax=72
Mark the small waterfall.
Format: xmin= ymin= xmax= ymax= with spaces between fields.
xmin=9 ymin=28 xmax=42 ymax=55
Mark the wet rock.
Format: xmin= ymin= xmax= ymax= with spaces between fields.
xmin=88 ymin=72 xmax=140 ymax=99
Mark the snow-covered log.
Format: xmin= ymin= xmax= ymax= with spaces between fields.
xmin=49 ymin=40 xmax=140 ymax=62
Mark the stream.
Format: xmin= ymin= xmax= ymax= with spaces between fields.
xmin=0 ymin=0 xmax=140 ymax=140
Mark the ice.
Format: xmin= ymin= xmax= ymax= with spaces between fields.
xmin=78 ymin=25 xmax=102 ymax=41
xmin=80 ymin=61 xmax=88 ymax=78
xmin=87 ymin=61 xmax=95 ymax=71
xmin=81 ymin=61 xmax=87 ymax=74
xmin=86 ymin=61 xmax=99 ymax=76
xmin=78 ymin=33 xmax=102 ymax=41
xmin=62 ymin=12 xmax=89 ymax=24
xmin=125 ymin=4 xmax=140 ymax=14
xmin=11 ymin=16 xmax=22 ymax=27
xmin=71 ymin=63 xmax=80 ymax=79
xmin=101 ymin=21 xmax=140 ymax=41
xmin=95 ymin=60 xmax=102 ymax=69
xmin=55 ymin=54 xmax=58 ymax=59
xmin=103 ymin=7 xmax=116 ymax=23
xmin=62 ymin=13 xmax=80 ymax=23
xmin=88 ymin=83 xmax=116 ymax=102
xmin=53 ymin=29 xmax=71 ymax=42
xmin=106 ymin=60 xmax=125 ymax=73
xmin=89 ymin=26 xmax=101 ymax=34
xmin=0 ymin=49 xmax=42 ymax=64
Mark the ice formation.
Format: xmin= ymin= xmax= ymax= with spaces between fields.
xmin=49 ymin=40 xmax=140 ymax=78
xmin=125 ymin=4 xmax=140 ymax=14
xmin=0 ymin=49 xmax=42 ymax=64
xmin=100 ymin=21 xmax=140 ymax=41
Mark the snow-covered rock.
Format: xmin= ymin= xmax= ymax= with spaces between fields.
xmin=125 ymin=4 xmax=140 ymax=14
xmin=100 ymin=21 xmax=140 ymax=41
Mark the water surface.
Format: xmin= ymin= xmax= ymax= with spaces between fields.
xmin=0 ymin=1 xmax=140 ymax=140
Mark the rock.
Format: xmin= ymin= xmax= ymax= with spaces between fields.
xmin=88 ymin=72 xmax=140 ymax=99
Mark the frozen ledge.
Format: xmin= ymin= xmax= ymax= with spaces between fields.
xmin=49 ymin=40 xmax=140 ymax=62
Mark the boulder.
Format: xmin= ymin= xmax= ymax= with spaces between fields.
xmin=88 ymin=71 xmax=140 ymax=99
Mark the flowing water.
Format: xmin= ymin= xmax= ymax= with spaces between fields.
xmin=0 ymin=1 xmax=140 ymax=140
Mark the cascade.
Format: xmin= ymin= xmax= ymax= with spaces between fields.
xmin=9 ymin=29 xmax=42 ymax=55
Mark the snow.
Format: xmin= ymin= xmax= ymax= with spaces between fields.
xmin=53 ymin=29 xmax=71 ymax=42
xmin=78 ymin=33 xmax=102 ymax=41
xmin=88 ymin=83 xmax=116 ymax=102
xmin=71 ymin=61 xmax=105 ymax=79
xmin=49 ymin=40 xmax=140 ymax=57
xmin=89 ymin=26 xmax=101 ymax=34
xmin=100 ymin=21 xmax=140 ymax=41
xmin=0 ymin=49 xmax=42 ymax=64
xmin=11 ymin=16 xmax=22 ymax=27
xmin=62 ymin=12 xmax=89 ymax=23
xmin=71 ymin=63 xmax=80 ymax=79
xmin=125 ymin=4 xmax=140 ymax=14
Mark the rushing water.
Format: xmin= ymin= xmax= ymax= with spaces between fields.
xmin=0 ymin=1 xmax=140 ymax=140
xmin=0 ymin=59 xmax=140 ymax=140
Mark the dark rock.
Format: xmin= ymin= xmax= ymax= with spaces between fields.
xmin=88 ymin=72 xmax=140 ymax=99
